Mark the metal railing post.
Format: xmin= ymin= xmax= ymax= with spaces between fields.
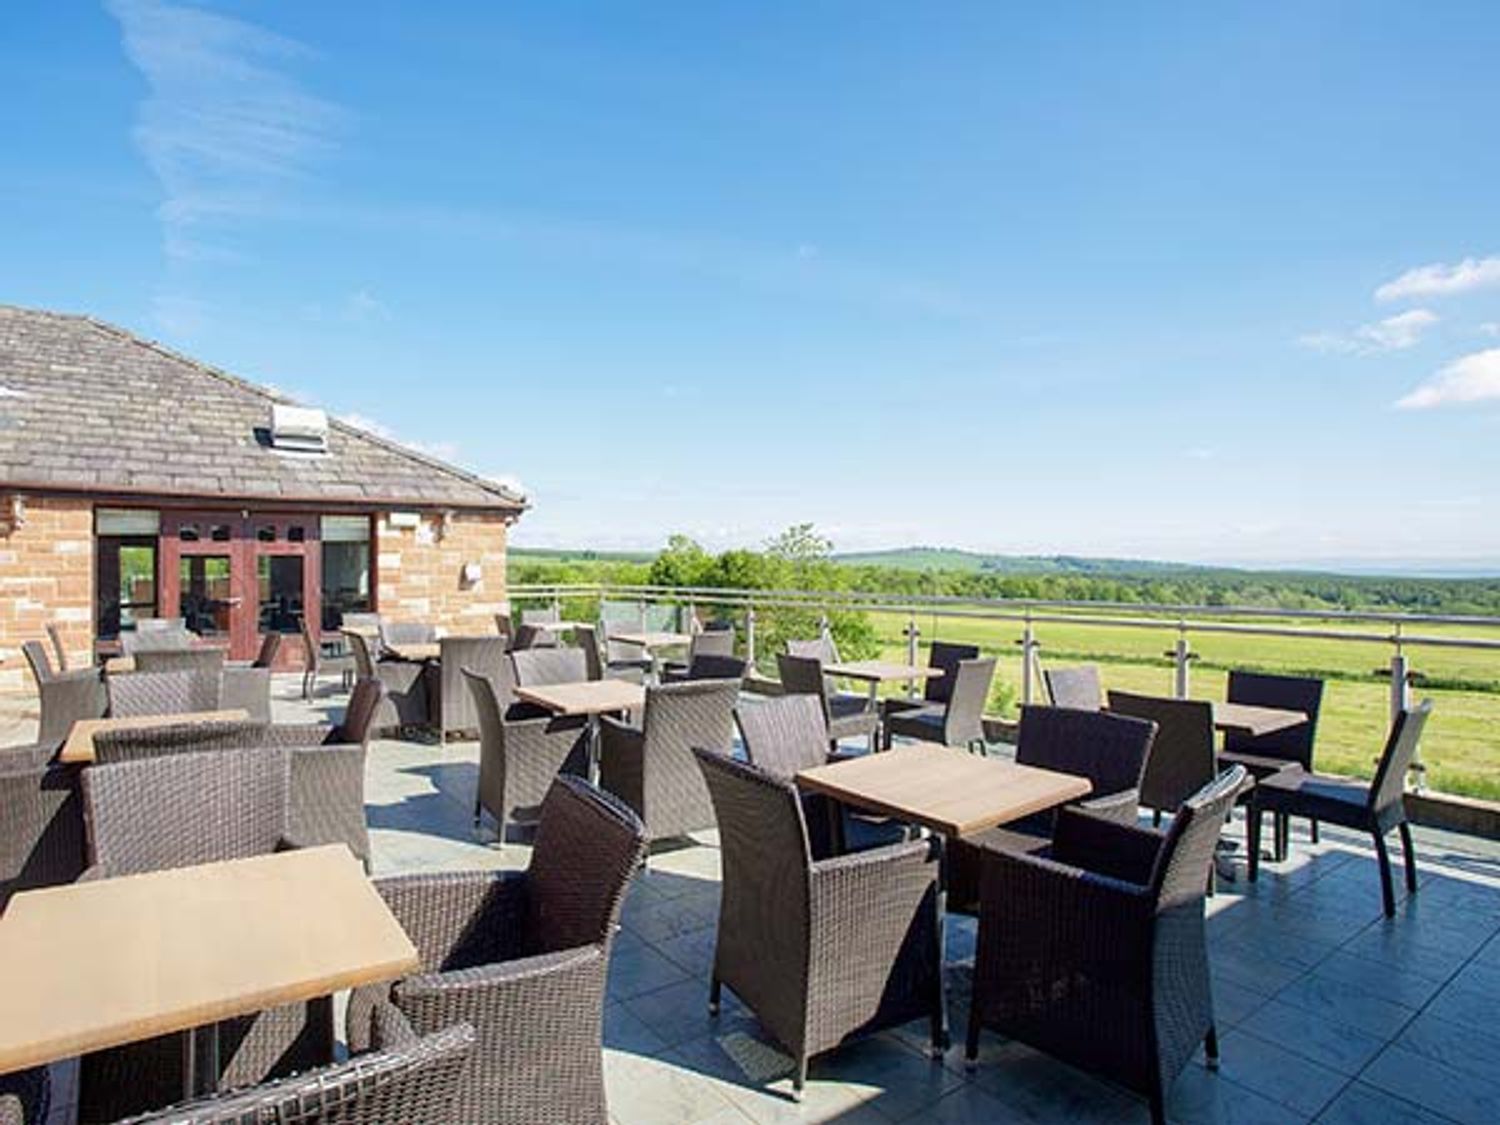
xmin=1020 ymin=618 xmax=1036 ymax=705
xmin=1173 ymin=629 xmax=1192 ymax=699
xmin=686 ymin=598 xmax=696 ymax=634
xmin=1389 ymin=629 xmax=1424 ymax=792
xmin=818 ymin=613 xmax=831 ymax=645
xmin=905 ymin=611 xmax=920 ymax=698
xmin=745 ymin=606 xmax=757 ymax=666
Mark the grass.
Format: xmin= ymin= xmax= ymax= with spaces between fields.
xmin=864 ymin=608 xmax=1500 ymax=802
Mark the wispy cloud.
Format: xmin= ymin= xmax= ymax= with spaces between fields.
xmin=1480 ymin=321 xmax=1500 ymax=338
xmin=1376 ymin=256 xmax=1500 ymax=302
xmin=1396 ymin=348 xmax=1500 ymax=409
xmin=338 ymin=412 xmax=460 ymax=463
xmin=1299 ymin=309 xmax=1438 ymax=355
xmin=106 ymin=0 xmax=342 ymax=265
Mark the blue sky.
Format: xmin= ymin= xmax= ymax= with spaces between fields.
xmin=4 ymin=2 xmax=1500 ymax=566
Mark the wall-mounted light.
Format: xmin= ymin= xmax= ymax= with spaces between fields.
xmin=462 ymin=561 xmax=483 ymax=585
xmin=5 ymin=494 xmax=25 ymax=531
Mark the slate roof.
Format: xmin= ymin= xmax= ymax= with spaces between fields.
xmin=0 ymin=305 xmax=526 ymax=512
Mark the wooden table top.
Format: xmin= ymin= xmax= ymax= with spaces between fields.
xmin=383 ymin=642 xmax=441 ymax=662
xmin=59 ymin=710 xmax=252 ymax=765
xmin=514 ymin=679 xmax=647 ymax=716
xmin=1213 ymin=701 xmax=1308 ymax=739
xmin=519 ymin=620 xmax=590 ymax=632
xmin=823 ymin=660 xmax=945 ymax=684
xmin=796 ymin=744 xmax=1092 ymax=838
xmin=0 ymin=846 xmax=418 ymax=1076
xmin=606 ymin=631 xmax=692 ymax=649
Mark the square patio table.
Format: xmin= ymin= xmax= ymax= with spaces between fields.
xmin=383 ymin=642 xmax=441 ymax=662
xmin=604 ymin=631 xmax=692 ymax=681
xmin=0 ymin=845 xmax=418 ymax=1096
xmin=823 ymin=660 xmax=944 ymax=706
xmin=513 ymin=679 xmax=647 ymax=781
xmin=59 ymin=709 xmax=252 ymax=765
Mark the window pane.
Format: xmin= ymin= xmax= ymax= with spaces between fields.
xmin=258 ymin=555 xmax=305 ymax=634
xmin=178 ymin=524 xmax=200 ymax=542
xmin=287 ymin=525 xmax=306 ymax=543
xmin=179 ymin=555 xmax=232 ymax=636
xmin=97 ymin=509 xmax=159 ymax=536
xmin=96 ymin=537 xmax=157 ymax=639
xmin=321 ymin=541 xmax=371 ymax=629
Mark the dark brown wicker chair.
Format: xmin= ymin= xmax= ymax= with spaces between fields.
xmin=1250 ymin=702 xmax=1431 ymax=917
xmin=735 ymin=695 xmax=861 ymax=858
xmin=251 ymin=677 xmax=389 ymax=749
xmin=431 ymin=636 xmax=509 ymax=739
xmin=881 ymin=656 xmax=996 ymax=751
xmin=344 ymin=631 xmax=429 ymax=730
xmin=694 ymin=749 xmax=944 ymax=1097
xmin=598 ymin=678 xmax=738 ymax=844
xmin=78 ymin=749 xmax=330 ymax=1122
xmin=777 ymin=652 xmax=879 ymax=751
xmin=945 ymin=705 xmax=1158 ymax=914
xmin=661 ymin=653 xmax=748 ymax=683
xmin=510 ymin=645 xmax=588 ymax=686
xmin=494 ymin=610 xmax=514 ymax=639
xmin=661 ymin=625 xmax=736 ymax=679
xmin=1108 ymin=691 xmax=1217 ymax=822
xmin=1 ymin=742 xmax=85 ymax=914
xmin=1043 ymin=663 xmax=1104 ymax=711
xmin=965 ymin=766 xmax=1248 ymax=1125
xmin=0 ymin=1068 xmax=46 ymax=1125
xmin=22 ymin=639 xmax=106 ymax=749
xmin=45 ymin=622 xmax=68 ymax=672
xmin=123 ymin=1022 xmax=477 ymax=1125
xmin=346 ymin=777 xmax=647 ymax=1125
xmin=509 ymin=622 xmax=558 ymax=651
xmin=107 ymin=669 xmax=221 ymax=717
xmin=572 ymin=624 xmax=607 ymax=680
xmin=299 ymin=614 xmax=355 ymax=700
xmin=1221 ymin=670 xmax=1326 ymax=856
xmin=463 ymin=667 xmax=588 ymax=843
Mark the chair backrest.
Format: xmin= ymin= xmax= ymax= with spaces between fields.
xmin=340 ymin=612 xmax=382 ymax=633
xmin=134 ymin=647 xmax=225 ymax=679
xmin=340 ymin=678 xmax=389 ymax=746
xmin=600 ymin=600 xmax=647 ymax=662
xmin=684 ymin=654 xmax=748 ymax=682
xmin=344 ymin=629 xmax=379 ymax=679
xmin=735 ymin=695 xmax=828 ymax=780
xmin=128 ymin=1023 xmax=477 ymax=1124
xmin=123 ymin=621 xmax=193 ymax=654
xmin=1369 ymin=701 xmax=1433 ymax=814
xmin=381 ymin=621 xmax=437 ymax=647
xmin=137 ymin=617 xmax=187 ymax=634
xmin=689 ymin=627 xmax=736 ymax=661
xmin=643 ymin=679 xmax=739 ymax=756
xmin=1224 ymin=670 xmax=1325 ymax=769
xmin=1151 ymin=766 xmax=1248 ymax=909
xmin=437 ymin=637 xmax=510 ymax=735
xmin=252 ymin=632 xmax=283 ymax=669
xmin=298 ymin=613 xmax=321 ymax=670
xmin=93 ymin=718 xmax=269 ymax=763
xmin=20 ymin=640 xmax=52 ymax=685
xmin=0 ymin=744 xmax=85 ymax=912
xmin=510 ymin=622 xmax=558 ymax=651
xmin=926 ymin=641 xmax=981 ymax=705
xmin=572 ymin=624 xmax=605 ymax=680
xmin=494 ymin=610 xmax=514 ymax=639
xmin=462 ymin=668 xmax=507 ymax=769
xmin=775 ymin=653 xmax=830 ymax=721
xmin=525 ymin=776 xmax=647 ymax=956
xmin=943 ymin=657 xmax=997 ymax=742
xmin=511 ymin=646 xmax=588 ymax=687
xmin=1106 ymin=691 xmax=1217 ymax=813
xmin=83 ymin=748 xmax=290 ymax=875
xmin=1016 ymin=704 xmax=1155 ymax=800
xmin=108 ymin=669 xmax=221 ymax=717
xmin=786 ymin=636 xmax=838 ymax=663
xmin=1043 ymin=664 xmax=1104 ymax=711
xmin=45 ymin=623 xmax=68 ymax=672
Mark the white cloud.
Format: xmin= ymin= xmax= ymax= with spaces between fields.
xmin=1480 ymin=322 xmax=1500 ymax=338
xmin=1299 ymin=309 xmax=1438 ymax=355
xmin=338 ymin=412 xmax=459 ymax=463
xmin=1376 ymin=257 xmax=1500 ymax=302
xmin=1396 ymin=348 xmax=1500 ymax=409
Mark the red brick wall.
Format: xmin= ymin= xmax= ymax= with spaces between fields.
xmin=0 ymin=495 xmax=93 ymax=692
xmin=374 ymin=510 xmax=511 ymax=635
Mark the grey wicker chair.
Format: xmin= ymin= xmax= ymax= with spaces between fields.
xmin=93 ymin=719 xmax=269 ymax=763
xmin=1221 ymin=670 xmax=1326 ymax=857
xmin=599 ymin=602 xmax=652 ymax=675
xmin=121 ymin=1022 xmax=477 ymax=1125
xmin=661 ymin=625 xmax=736 ymax=678
xmin=598 ymin=678 xmax=739 ymax=844
xmin=1043 ymin=664 xmax=1104 ymax=711
xmin=107 ymin=669 xmax=222 ymax=717
xmin=300 ymin=614 xmax=355 ymax=700
xmin=881 ymin=656 xmax=996 ymax=751
xmin=121 ymin=620 xmax=193 ymax=655
xmin=344 ymin=631 xmax=429 ymax=730
xmin=347 ymin=777 xmax=647 ymax=1125
xmin=463 ymin=667 xmax=588 ymax=844
xmin=1 ymin=742 xmax=85 ymax=914
xmin=776 ymin=653 xmax=879 ymax=751
xmin=509 ymin=622 xmax=558 ymax=651
xmin=694 ymin=749 xmax=944 ymax=1097
xmin=432 ymin=636 xmax=510 ymax=739
xmin=1108 ymin=691 xmax=1218 ymax=822
xmin=221 ymin=666 xmax=272 ymax=724
xmin=78 ymin=749 xmax=331 ymax=1122
xmin=510 ymin=645 xmax=588 ymax=687
xmin=1250 ymin=702 xmax=1431 ymax=917
xmin=945 ymin=705 xmax=1158 ymax=915
xmin=965 ymin=766 xmax=1248 ymax=1125
xmin=22 ymin=639 xmax=106 ymax=749
xmin=45 ymin=622 xmax=69 ymax=672
xmin=380 ymin=621 xmax=437 ymax=648
xmin=133 ymin=647 xmax=226 ymax=678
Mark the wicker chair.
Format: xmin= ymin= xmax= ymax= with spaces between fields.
xmin=122 ymin=1022 xmax=477 ymax=1125
xmin=93 ymin=719 xmax=270 ymax=763
xmin=598 ymin=679 xmax=738 ymax=844
xmin=1220 ymin=670 xmax=1326 ymax=856
xmin=734 ymin=695 xmax=858 ymax=858
xmin=945 ymin=705 xmax=1158 ymax=915
xmin=22 ymin=639 xmax=106 ymax=749
xmin=133 ymin=648 xmax=225 ymax=678
xmin=1108 ymin=691 xmax=1217 ymax=823
xmin=78 ymin=749 xmax=330 ymax=1122
xmin=1250 ymin=702 xmax=1431 ymax=917
xmin=510 ymin=645 xmax=588 ymax=687
xmin=494 ymin=610 xmax=514 ymax=639
xmin=432 ymin=636 xmax=510 ymax=740
xmin=776 ymin=653 xmax=879 ymax=751
xmin=881 ymin=656 xmax=996 ymax=751
xmin=661 ymin=625 xmax=736 ymax=679
xmin=347 ymin=777 xmax=647 ymax=1125
xmin=222 ymin=632 xmax=282 ymax=671
xmin=0 ymin=1069 xmax=46 ymax=1125
xmin=1043 ymin=664 xmax=1104 ymax=711
xmin=1 ymin=742 xmax=85 ymax=914
xmin=599 ymin=602 xmax=651 ymax=675
xmin=45 ymin=622 xmax=68 ymax=672
xmin=107 ymin=669 xmax=221 ymax=717
xmin=344 ymin=631 xmax=429 ymax=730
xmin=509 ymin=622 xmax=558 ymax=651
xmin=661 ymin=653 xmax=748 ymax=683
xmin=965 ymin=767 xmax=1248 ymax=1125
xmin=463 ymin=667 xmax=588 ymax=843
xmin=299 ymin=613 xmax=355 ymax=699
xmin=380 ymin=621 xmax=437 ymax=648
xmin=121 ymin=620 xmax=193 ymax=655
xmin=694 ymin=749 xmax=944 ymax=1097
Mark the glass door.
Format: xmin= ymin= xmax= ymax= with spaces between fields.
xmin=250 ymin=514 xmax=320 ymax=670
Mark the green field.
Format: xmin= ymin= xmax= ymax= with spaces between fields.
xmin=864 ymin=609 xmax=1500 ymax=801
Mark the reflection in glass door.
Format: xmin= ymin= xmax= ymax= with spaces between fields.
xmin=258 ymin=555 xmax=306 ymax=635
xmin=178 ymin=554 xmax=234 ymax=637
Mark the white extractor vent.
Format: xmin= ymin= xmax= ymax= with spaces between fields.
xmin=269 ymin=404 xmax=329 ymax=454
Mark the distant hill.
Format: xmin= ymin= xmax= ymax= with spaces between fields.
xmin=835 ymin=547 xmax=1215 ymax=578
xmin=511 ymin=546 xmax=656 ymax=564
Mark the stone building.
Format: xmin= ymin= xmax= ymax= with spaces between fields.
xmin=0 ymin=304 xmax=525 ymax=690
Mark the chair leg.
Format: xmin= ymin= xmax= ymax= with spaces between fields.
xmin=964 ymin=1007 xmax=982 ymax=1072
xmin=1247 ymin=806 xmax=1262 ymax=882
xmin=1310 ymin=818 xmax=1320 ymax=844
xmin=708 ymin=976 xmax=721 ymax=1016
xmin=1373 ymin=829 xmax=1397 ymax=918
xmin=302 ymin=670 xmax=313 ymax=701
xmin=1204 ymin=1025 xmax=1220 ymax=1070
xmin=472 ymin=796 xmax=482 ymax=830
xmin=1398 ymin=821 xmax=1419 ymax=893
xmin=1152 ymin=809 xmax=1162 ymax=828
xmin=1148 ymin=1089 xmax=1167 ymax=1125
xmin=1275 ymin=814 xmax=1289 ymax=863
xmin=792 ymin=1055 xmax=808 ymax=1101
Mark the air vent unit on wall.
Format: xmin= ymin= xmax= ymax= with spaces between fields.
xmin=269 ymin=404 xmax=329 ymax=454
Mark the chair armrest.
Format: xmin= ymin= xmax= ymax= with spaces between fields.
xmin=1050 ymin=806 xmax=1164 ymax=885
xmin=253 ymin=722 xmax=336 ymax=747
xmin=810 ymin=836 xmax=940 ymax=915
xmin=374 ymin=870 xmax=530 ymax=971
xmin=396 ymin=944 xmax=601 ymax=1004
xmin=1077 ymin=787 xmax=1141 ymax=826
xmin=880 ymin=698 xmax=924 ymax=718
xmin=598 ymin=714 xmax=641 ymax=740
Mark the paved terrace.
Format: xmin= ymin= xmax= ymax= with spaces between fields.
xmin=5 ymin=680 xmax=1500 ymax=1124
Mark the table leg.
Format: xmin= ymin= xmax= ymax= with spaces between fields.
xmin=588 ymin=714 xmax=601 ymax=785
xmin=183 ymin=1021 xmax=220 ymax=1099
xmin=931 ymin=832 xmax=950 ymax=1054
